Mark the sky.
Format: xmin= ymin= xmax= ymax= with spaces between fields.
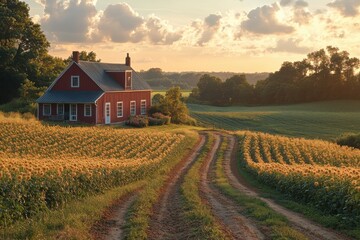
xmin=25 ymin=0 xmax=360 ymax=72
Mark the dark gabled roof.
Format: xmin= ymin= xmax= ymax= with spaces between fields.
xmin=78 ymin=61 xmax=151 ymax=91
xmin=36 ymin=91 xmax=103 ymax=103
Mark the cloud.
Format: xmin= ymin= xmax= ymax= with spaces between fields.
xmin=146 ymin=16 xmax=183 ymax=44
xmin=328 ymin=0 xmax=360 ymax=17
xmin=280 ymin=0 xmax=293 ymax=7
xmin=241 ymin=4 xmax=294 ymax=34
xmin=41 ymin=0 xmax=97 ymax=42
xmin=269 ymin=38 xmax=311 ymax=54
xmin=294 ymin=0 xmax=308 ymax=8
xmin=197 ymin=14 xmax=222 ymax=45
xmin=96 ymin=3 xmax=145 ymax=43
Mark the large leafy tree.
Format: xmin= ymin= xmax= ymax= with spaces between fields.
xmin=0 ymin=0 xmax=49 ymax=104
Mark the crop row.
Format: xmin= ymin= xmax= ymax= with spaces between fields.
xmin=238 ymin=131 xmax=360 ymax=226
xmin=0 ymin=119 xmax=186 ymax=225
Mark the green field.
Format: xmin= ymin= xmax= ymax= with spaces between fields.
xmin=152 ymin=90 xmax=191 ymax=98
xmin=188 ymin=101 xmax=360 ymax=140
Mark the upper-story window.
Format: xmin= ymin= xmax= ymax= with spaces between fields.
xmin=71 ymin=76 xmax=80 ymax=88
xmin=126 ymin=76 xmax=131 ymax=88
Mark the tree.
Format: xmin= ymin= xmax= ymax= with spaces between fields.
xmin=223 ymin=75 xmax=254 ymax=104
xmin=66 ymin=51 xmax=101 ymax=63
xmin=0 ymin=0 xmax=49 ymax=104
xmin=150 ymin=87 xmax=196 ymax=125
xmin=197 ymin=74 xmax=223 ymax=103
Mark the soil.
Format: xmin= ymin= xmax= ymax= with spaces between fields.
xmin=91 ymin=192 xmax=138 ymax=240
xmin=147 ymin=135 xmax=206 ymax=240
xmin=199 ymin=133 xmax=266 ymax=240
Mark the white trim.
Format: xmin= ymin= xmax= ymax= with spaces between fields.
xmin=105 ymin=102 xmax=111 ymax=124
xmin=43 ymin=104 xmax=51 ymax=116
xmin=95 ymin=103 xmax=98 ymax=124
xmin=140 ymin=99 xmax=146 ymax=115
xmin=84 ymin=104 xmax=92 ymax=117
xmin=130 ymin=101 xmax=136 ymax=116
xmin=71 ymin=75 xmax=80 ymax=88
xmin=57 ymin=104 xmax=64 ymax=115
xmin=37 ymin=103 xmax=39 ymax=119
xmin=117 ymin=101 xmax=123 ymax=118
xmin=70 ymin=104 xmax=77 ymax=121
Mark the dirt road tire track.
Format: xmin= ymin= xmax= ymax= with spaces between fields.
xmin=91 ymin=192 xmax=139 ymax=240
xmin=147 ymin=135 xmax=206 ymax=240
xmin=199 ymin=133 xmax=266 ymax=240
xmin=226 ymin=134 xmax=352 ymax=240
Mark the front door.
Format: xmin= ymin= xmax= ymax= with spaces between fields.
xmin=70 ymin=104 xmax=77 ymax=121
xmin=105 ymin=102 xmax=111 ymax=124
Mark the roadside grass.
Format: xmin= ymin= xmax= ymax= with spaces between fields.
xmin=214 ymin=135 xmax=307 ymax=240
xmin=235 ymin=152 xmax=360 ymax=240
xmin=123 ymin=129 xmax=198 ymax=240
xmin=180 ymin=133 xmax=228 ymax=240
xmin=0 ymin=181 xmax=144 ymax=240
xmin=188 ymin=100 xmax=360 ymax=140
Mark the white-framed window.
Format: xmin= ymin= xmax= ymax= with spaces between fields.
xmin=141 ymin=100 xmax=146 ymax=115
xmin=43 ymin=104 xmax=51 ymax=116
xmin=130 ymin=101 xmax=136 ymax=116
xmin=71 ymin=75 xmax=80 ymax=88
xmin=57 ymin=104 xmax=64 ymax=115
xmin=117 ymin=101 xmax=123 ymax=118
xmin=84 ymin=104 xmax=92 ymax=117
xmin=126 ymin=76 xmax=131 ymax=88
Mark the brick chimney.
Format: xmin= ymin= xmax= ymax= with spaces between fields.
xmin=72 ymin=51 xmax=80 ymax=63
xmin=125 ymin=53 xmax=131 ymax=67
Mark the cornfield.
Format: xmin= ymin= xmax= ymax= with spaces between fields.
xmin=238 ymin=131 xmax=360 ymax=225
xmin=0 ymin=118 xmax=185 ymax=224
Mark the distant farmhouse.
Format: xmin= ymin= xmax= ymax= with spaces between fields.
xmin=37 ymin=51 xmax=151 ymax=124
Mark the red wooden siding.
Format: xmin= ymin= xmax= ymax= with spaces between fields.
xmin=96 ymin=91 xmax=151 ymax=124
xmin=51 ymin=63 xmax=101 ymax=91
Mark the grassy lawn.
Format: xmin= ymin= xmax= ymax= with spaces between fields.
xmin=188 ymin=100 xmax=360 ymax=140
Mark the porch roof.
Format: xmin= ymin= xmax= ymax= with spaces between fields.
xmin=36 ymin=90 xmax=103 ymax=104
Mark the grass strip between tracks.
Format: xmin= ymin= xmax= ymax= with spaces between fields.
xmin=181 ymin=133 xmax=229 ymax=240
xmin=214 ymin=135 xmax=308 ymax=240
xmin=123 ymin=130 xmax=198 ymax=240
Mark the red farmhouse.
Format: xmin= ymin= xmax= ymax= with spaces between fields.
xmin=37 ymin=51 xmax=151 ymax=124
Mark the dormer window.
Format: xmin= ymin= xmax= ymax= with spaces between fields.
xmin=71 ymin=76 xmax=80 ymax=88
xmin=126 ymin=76 xmax=131 ymax=88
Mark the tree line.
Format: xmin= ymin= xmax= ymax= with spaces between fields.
xmin=190 ymin=46 xmax=360 ymax=105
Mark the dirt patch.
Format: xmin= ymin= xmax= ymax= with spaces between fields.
xmin=199 ymin=133 xmax=266 ymax=240
xmin=227 ymin=134 xmax=352 ymax=240
xmin=91 ymin=192 xmax=138 ymax=240
xmin=147 ymin=135 xmax=206 ymax=240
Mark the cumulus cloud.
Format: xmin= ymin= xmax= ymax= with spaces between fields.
xmin=241 ymin=4 xmax=294 ymax=34
xmin=280 ymin=0 xmax=293 ymax=7
xmin=197 ymin=14 xmax=222 ymax=45
xmin=41 ymin=0 xmax=97 ymax=42
xmin=328 ymin=0 xmax=360 ymax=17
xmin=96 ymin=3 xmax=145 ymax=43
xmin=146 ymin=16 xmax=183 ymax=44
xmin=269 ymin=38 xmax=311 ymax=54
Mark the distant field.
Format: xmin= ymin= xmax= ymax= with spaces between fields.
xmin=152 ymin=90 xmax=191 ymax=98
xmin=188 ymin=101 xmax=360 ymax=140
